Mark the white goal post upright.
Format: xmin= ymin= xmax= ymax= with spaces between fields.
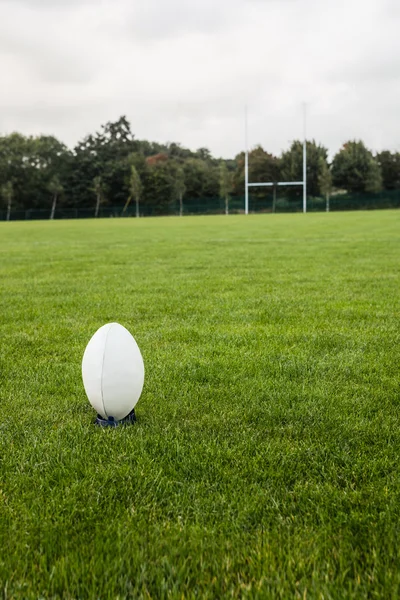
xmin=245 ymin=105 xmax=249 ymax=215
xmin=245 ymin=104 xmax=307 ymax=214
xmin=303 ymin=102 xmax=307 ymax=214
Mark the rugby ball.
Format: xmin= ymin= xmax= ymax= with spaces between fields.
xmin=82 ymin=323 xmax=145 ymax=421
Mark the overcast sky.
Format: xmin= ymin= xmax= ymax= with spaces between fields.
xmin=0 ymin=0 xmax=399 ymax=158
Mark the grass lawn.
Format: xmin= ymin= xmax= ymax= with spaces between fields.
xmin=0 ymin=211 xmax=399 ymax=599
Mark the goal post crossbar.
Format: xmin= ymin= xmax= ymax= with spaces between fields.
xmin=248 ymin=181 xmax=304 ymax=188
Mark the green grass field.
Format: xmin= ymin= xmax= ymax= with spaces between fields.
xmin=0 ymin=212 xmax=399 ymax=599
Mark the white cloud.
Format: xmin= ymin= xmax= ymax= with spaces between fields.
xmin=0 ymin=0 xmax=399 ymax=157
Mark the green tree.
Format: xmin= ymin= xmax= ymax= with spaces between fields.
xmin=48 ymin=176 xmax=64 ymax=220
xmin=219 ymin=162 xmax=233 ymax=215
xmin=196 ymin=147 xmax=212 ymax=162
xmin=28 ymin=136 xmax=70 ymax=209
xmin=137 ymin=140 xmax=168 ymax=157
xmin=365 ymin=159 xmax=383 ymax=193
xmin=97 ymin=116 xmax=138 ymax=206
xmin=1 ymin=181 xmax=13 ymax=221
xmin=123 ymin=165 xmax=142 ymax=217
xmin=183 ymin=159 xmax=219 ymax=200
xmin=144 ymin=159 xmax=178 ymax=214
xmin=280 ymin=140 xmax=328 ymax=198
xmin=167 ymin=142 xmax=194 ymax=161
xmin=318 ymin=158 xmax=333 ymax=212
xmin=174 ymin=167 xmax=186 ymax=216
xmin=233 ymin=147 xmax=280 ymax=194
xmin=92 ymin=176 xmax=105 ymax=218
xmin=332 ymin=141 xmax=382 ymax=193
xmin=0 ymin=133 xmax=71 ymax=213
xmin=72 ymin=116 xmax=137 ymax=209
xmin=0 ymin=134 xmax=35 ymax=211
xmin=376 ymin=151 xmax=400 ymax=190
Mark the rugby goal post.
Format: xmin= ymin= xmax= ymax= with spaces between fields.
xmin=244 ymin=104 xmax=307 ymax=214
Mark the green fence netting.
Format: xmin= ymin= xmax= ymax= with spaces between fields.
xmin=1 ymin=190 xmax=400 ymax=221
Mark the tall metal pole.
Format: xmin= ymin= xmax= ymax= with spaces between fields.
xmin=303 ymin=102 xmax=307 ymax=214
xmin=245 ymin=105 xmax=249 ymax=215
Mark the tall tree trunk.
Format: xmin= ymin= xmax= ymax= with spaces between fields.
xmin=122 ymin=196 xmax=131 ymax=215
xmin=326 ymin=193 xmax=330 ymax=212
xmin=95 ymin=193 xmax=101 ymax=218
xmin=50 ymin=194 xmax=57 ymax=220
xmin=6 ymin=198 xmax=11 ymax=221
xmin=225 ymin=194 xmax=229 ymax=215
xmin=179 ymin=193 xmax=183 ymax=217
xmin=135 ymin=197 xmax=139 ymax=218
xmin=272 ymin=185 xmax=277 ymax=213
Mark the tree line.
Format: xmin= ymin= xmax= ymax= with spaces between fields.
xmin=0 ymin=115 xmax=399 ymax=218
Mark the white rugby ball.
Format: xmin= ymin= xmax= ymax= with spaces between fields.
xmin=82 ymin=323 xmax=145 ymax=421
